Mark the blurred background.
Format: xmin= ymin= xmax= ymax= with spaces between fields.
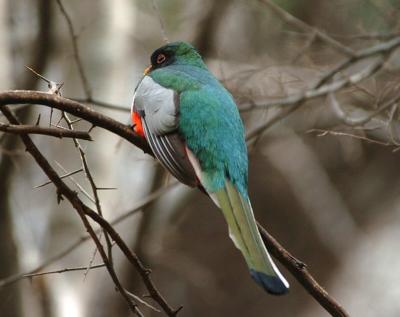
xmin=1 ymin=0 xmax=400 ymax=316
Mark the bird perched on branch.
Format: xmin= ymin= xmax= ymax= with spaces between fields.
xmin=131 ymin=41 xmax=289 ymax=295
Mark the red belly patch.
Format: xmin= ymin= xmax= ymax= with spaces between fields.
xmin=131 ymin=111 xmax=145 ymax=137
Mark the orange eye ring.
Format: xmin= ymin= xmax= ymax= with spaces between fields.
xmin=156 ymin=53 xmax=166 ymax=64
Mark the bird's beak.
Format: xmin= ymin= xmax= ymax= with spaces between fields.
xmin=144 ymin=65 xmax=152 ymax=75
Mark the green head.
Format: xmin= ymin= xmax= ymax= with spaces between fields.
xmin=145 ymin=42 xmax=207 ymax=74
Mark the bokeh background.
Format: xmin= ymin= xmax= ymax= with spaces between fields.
xmin=1 ymin=0 xmax=400 ymax=316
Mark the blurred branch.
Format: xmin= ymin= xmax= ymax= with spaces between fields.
xmin=329 ymin=92 xmax=400 ymax=127
xmin=34 ymin=167 xmax=84 ymax=189
xmin=0 ymin=122 xmax=92 ymax=140
xmin=0 ymin=107 xmax=145 ymax=316
xmin=258 ymin=0 xmax=355 ymax=57
xmin=61 ymin=110 xmax=115 ymax=276
xmin=55 ymin=0 xmax=92 ymax=99
xmin=258 ymin=224 xmax=349 ymax=317
xmin=151 ymin=0 xmax=169 ymax=43
xmin=22 ymin=263 xmax=106 ymax=279
xmin=74 ymin=97 xmax=130 ymax=112
xmin=308 ymin=128 xmax=399 ymax=150
xmin=0 ymin=181 xmax=178 ymax=289
xmin=245 ymin=33 xmax=400 ymax=140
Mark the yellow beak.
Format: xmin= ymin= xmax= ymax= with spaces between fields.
xmin=144 ymin=65 xmax=152 ymax=75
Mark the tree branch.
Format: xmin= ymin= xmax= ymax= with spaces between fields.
xmin=0 ymin=90 xmax=151 ymax=153
xmin=0 ymin=122 xmax=92 ymax=140
xmin=258 ymin=224 xmax=349 ymax=317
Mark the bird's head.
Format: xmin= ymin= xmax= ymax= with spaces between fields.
xmin=143 ymin=41 xmax=206 ymax=75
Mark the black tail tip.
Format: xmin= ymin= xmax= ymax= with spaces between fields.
xmin=250 ymin=270 xmax=289 ymax=295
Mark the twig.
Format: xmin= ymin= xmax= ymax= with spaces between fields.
xmin=55 ymin=0 xmax=92 ymax=99
xmin=0 ymin=106 xmax=144 ymax=316
xmin=22 ymin=263 xmax=106 ymax=279
xmin=308 ymin=128 xmax=396 ymax=148
xmin=257 ymin=224 xmax=349 ymax=317
xmin=245 ymin=58 xmax=385 ymax=141
xmin=54 ymin=161 xmax=95 ymax=203
xmin=61 ymin=111 xmax=114 ymax=277
xmin=258 ymin=0 xmax=355 ymax=57
xmin=329 ymin=91 xmax=400 ymax=127
xmin=0 ymin=122 xmax=92 ymax=140
xmin=0 ymin=181 xmax=178 ymax=289
xmin=34 ymin=167 xmax=83 ymax=188
xmin=0 ymin=90 xmax=151 ymax=153
xmin=126 ymin=290 xmax=162 ymax=313
xmin=152 ymin=0 xmax=169 ymax=43
xmin=253 ymin=57 xmax=384 ymax=109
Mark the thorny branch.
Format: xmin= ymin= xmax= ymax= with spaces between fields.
xmin=258 ymin=224 xmax=349 ymax=317
xmin=245 ymin=2 xmax=400 ymax=142
xmin=0 ymin=106 xmax=178 ymax=316
xmin=55 ymin=0 xmax=92 ymax=99
xmin=0 ymin=181 xmax=178 ymax=289
xmin=0 ymin=122 xmax=92 ymax=140
xmin=61 ymin=111 xmax=115 ymax=276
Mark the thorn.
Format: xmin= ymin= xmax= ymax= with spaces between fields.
xmin=35 ymin=114 xmax=41 ymax=126
xmin=57 ymin=190 xmax=64 ymax=204
xmin=25 ymin=65 xmax=64 ymax=96
xmin=25 ymin=65 xmax=52 ymax=84
xmin=96 ymin=187 xmax=117 ymax=191
xmin=173 ymin=306 xmax=184 ymax=315
xmin=88 ymin=124 xmax=96 ymax=133
xmin=289 ymin=254 xmax=307 ymax=269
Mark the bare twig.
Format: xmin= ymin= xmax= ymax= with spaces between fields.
xmin=245 ymin=57 xmax=385 ymax=141
xmin=252 ymin=57 xmax=384 ymax=109
xmin=0 ymin=107 xmax=144 ymax=316
xmin=308 ymin=128 xmax=397 ymax=148
xmin=152 ymin=0 xmax=169 ymax=43
xmin=0 ymin=122 xmax=91 ymax=140
xmin=22 ymin=263 xmax=106 ymax=279
xmin=54 ymin=161 xmax=95 ymax=203
xmin=55 ymin=0 xmax=92 ymax=99
xmin=329 ymin=91 xmax=400 ymax=127
xmin=61 ymin=111 xmax=114 ymax=277
xmin=126 ymin=290 xmax=162 ymax=313
xmin=257 ymin=224 xmax=349 ymax=317
xmin=0 ymin=90 xmax=151 ymax=153
xmin=34 ymin=167 xmax=83 ymax=189
xmin=258 ymin=0 xmax=355 ymax=57
xmin=0 ymin=181 xmax=178 ymax=289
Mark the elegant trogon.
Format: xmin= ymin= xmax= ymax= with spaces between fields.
xmin=131 ymin=41 xmax=289 ymax=295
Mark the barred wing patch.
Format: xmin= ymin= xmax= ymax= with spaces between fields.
xmin=142 ymin=119 xmax=198 ymax=187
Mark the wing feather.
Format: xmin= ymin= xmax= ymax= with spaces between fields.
xmin=133 ymin=76 xmax=199 ymax=187
xmin=142 ymin=119 xmax=198 ymax=187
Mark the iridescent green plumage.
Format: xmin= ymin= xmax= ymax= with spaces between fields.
xmin=137 ymin=41 xmax=289 ymax=294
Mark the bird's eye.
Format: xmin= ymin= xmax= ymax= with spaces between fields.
xmin=156 ymin=53 xmax=166 ymax=64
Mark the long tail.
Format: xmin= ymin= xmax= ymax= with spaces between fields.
xmin=214 ymin=180 xmax=289 ymax=295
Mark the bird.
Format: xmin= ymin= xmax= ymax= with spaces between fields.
xmin=131 ymin=41 xmax=289 ymax=295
